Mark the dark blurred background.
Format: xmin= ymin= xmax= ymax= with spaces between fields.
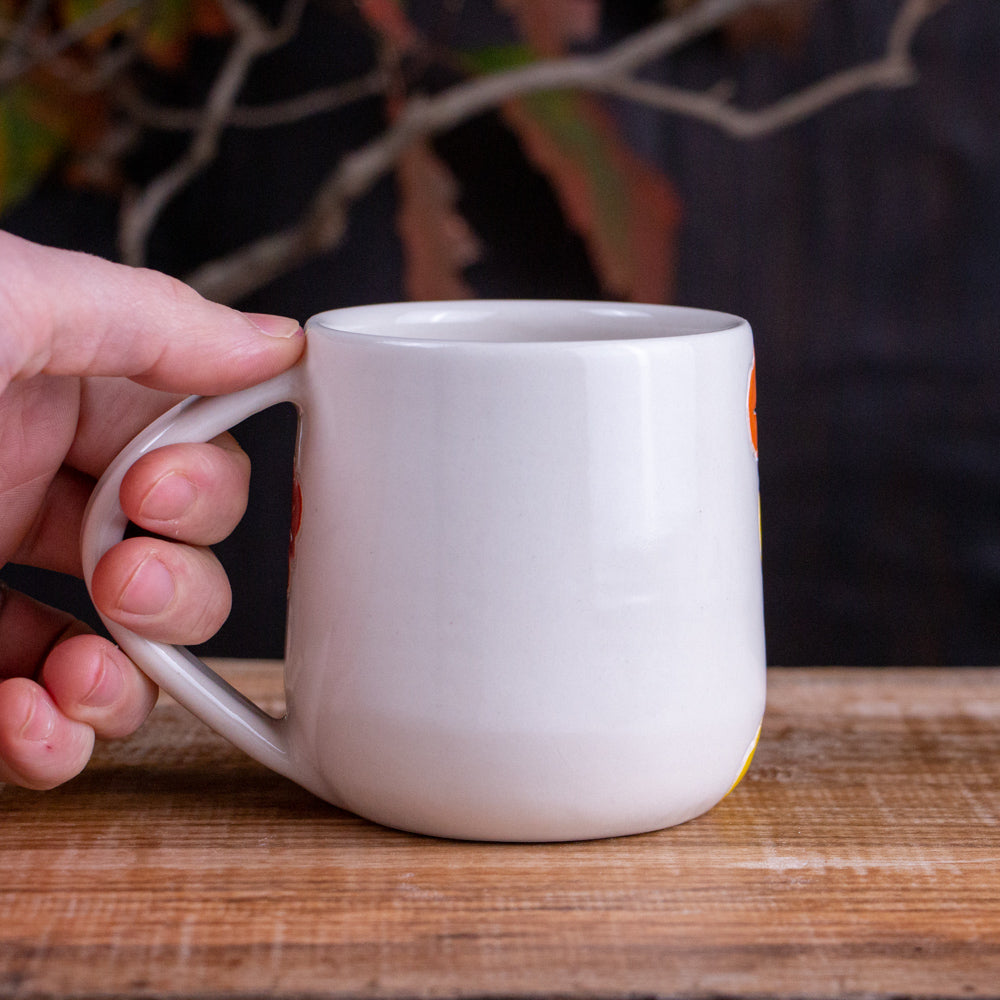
xmin=2 ymin=0 xmax=998 ymax=665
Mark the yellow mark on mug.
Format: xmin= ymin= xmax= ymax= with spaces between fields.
xmin=724 ymin=723 xmax=761 ymax=798
xmin=747 ymin=355 xmax=758 ymax=458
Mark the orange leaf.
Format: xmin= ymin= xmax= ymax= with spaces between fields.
xmin=463 ymin=13 xmax=682 ymax=304
xmin=396 ymin=142 xmax=480 ymax=301
xmin=501 ymin=92 xmax=682 ymax=303
xmin=356 ymin=0 xmax=420 ymax=51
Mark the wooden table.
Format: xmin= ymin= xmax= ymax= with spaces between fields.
xmin=3 ymin=664 xmax=999 ymax=999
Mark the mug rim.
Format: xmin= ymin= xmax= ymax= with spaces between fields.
xmin=305 ymin=300 xmax=749 ymax=347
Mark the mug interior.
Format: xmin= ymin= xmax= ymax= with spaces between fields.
xmin=308 ymin=301 xmax=746 ymax=344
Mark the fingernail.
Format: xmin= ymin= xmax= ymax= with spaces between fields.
xmin=20 ymin=689 xmax=56 ymax=742
xmin=82 ymin=651 xmax=125 ymax=709
xmin=118 ymin=555 xmax=176 ymax=617
xmin=243 ymin=312 xmax=302 ymax=339
xmin=139 ymin=472 xmax=197 ymax=523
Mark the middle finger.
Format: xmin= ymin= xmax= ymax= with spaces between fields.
xmin=120 ymin=438 xmax=252 ymax=546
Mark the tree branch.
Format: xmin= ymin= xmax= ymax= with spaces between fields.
xmin=118 ymin=0 xmax=308 ymax=266
xmin=0 ymin=0 xmax=148 ymax=85
xmin=598 ymin=0 xmax=948 ymax=137
xmin=117 ymin=67 xmax=389 ymax=132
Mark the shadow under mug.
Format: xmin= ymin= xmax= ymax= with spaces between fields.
xmin=82 ymin=300 xmax=766 ymax=842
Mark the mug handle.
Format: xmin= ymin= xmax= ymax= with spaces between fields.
xmin=80 ymin=367 xmax=311 ymax=788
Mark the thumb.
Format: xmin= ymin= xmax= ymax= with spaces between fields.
xmin=1 ymin=232 xmax=303 ymax=395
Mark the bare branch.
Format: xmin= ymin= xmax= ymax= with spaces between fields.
xmin=887 ymin=0 xmax=951 ymax=55
xmin=187 ymin=0 xmax=951 ymax=304
xmin=118 ymin=67 xmax=389 ymax=131
xmin=594 ymin=0 xmax=789 ymax=76
xmin=0 ymin=0 xmax=148 ymax=85
xmin=597 ymin=0 xmax=947 ymax=138
xmin=118 ymin=0 xmax=308 ymax=266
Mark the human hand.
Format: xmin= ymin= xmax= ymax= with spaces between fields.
xmin=0 ymin=231 xmax=303 ymax=789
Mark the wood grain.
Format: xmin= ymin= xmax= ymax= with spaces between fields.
xmin=2 ymin=664 xmax=999 ymax=999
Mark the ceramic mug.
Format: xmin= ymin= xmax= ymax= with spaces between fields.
xmin=82 ymin=300 xmax=766 ymax=842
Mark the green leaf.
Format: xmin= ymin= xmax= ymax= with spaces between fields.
xmin=0 ymin=83 xmax=73 ymax=215
xmin=460 ymin=45 xmax=629 ymax=262
xmin=143 ymin=0 xmax=198 ymax=65
xmin=524 ymin=89 xmax=631 ymax=256
xmin=461 ymin=44 xmax=537 ymax=75
xmin=59 ymin=0 xmax=112 ymax=23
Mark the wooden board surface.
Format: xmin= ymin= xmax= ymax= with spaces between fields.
xmin=2 ymin=664 xmax=1000 ymax=999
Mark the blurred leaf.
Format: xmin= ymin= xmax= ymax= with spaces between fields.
xmin=143 ymin=0 xmax=203 ymax=68
xmin=356 ymin=0 xmax=418 ymax=50
xmin=0 ymin=82 xmax=76 ymax=213
xmin=54 ymin=0 xmax=231 ymax=67
xmin=59 ymin=0 xmax=107 ymax=22
xmin=56 ymin=0 xmax=134 ymax=50
xmin=396 ymin=141 xmax=479 ymax=301
xmin=0 ymin=0 xmax=233 ymax=216
xmin=505 ymin=90 xmax=682 ymax=302
xmin=464 ymin=42 xmax=682 ymax=303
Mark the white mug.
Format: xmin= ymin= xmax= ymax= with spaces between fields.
xmin=82 ymin=300 xmax=766 ymax=842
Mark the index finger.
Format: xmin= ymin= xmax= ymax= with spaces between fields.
xmin=0 ymin=232 xmax=303 ymax=395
